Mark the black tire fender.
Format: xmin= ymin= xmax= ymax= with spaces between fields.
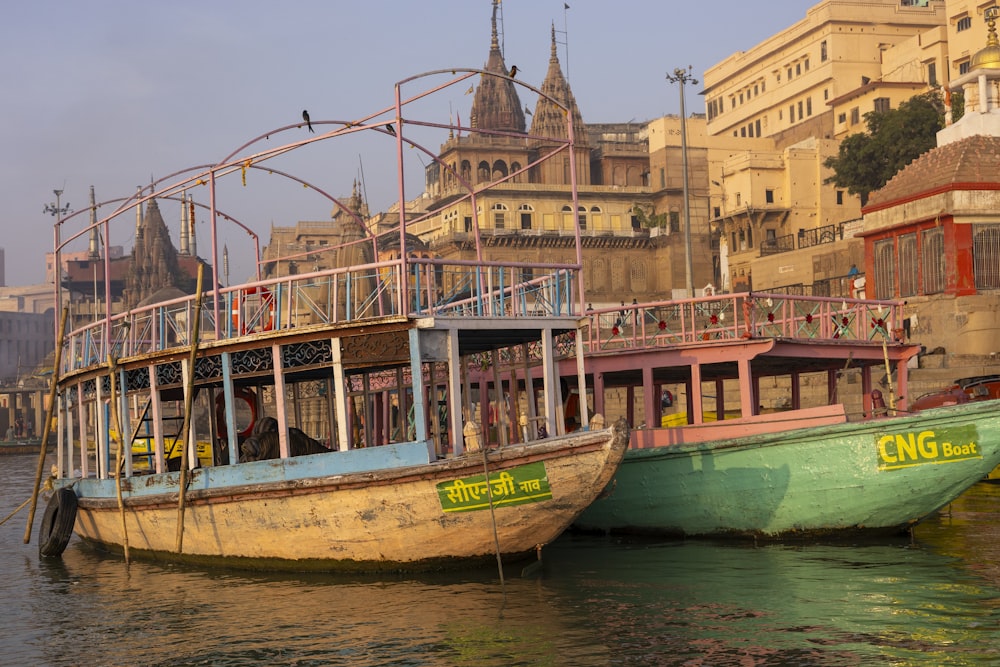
xmin=38 ymin=487 xmax=78 ymax=558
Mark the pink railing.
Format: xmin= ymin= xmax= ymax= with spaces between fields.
xmin=578 ymin=292 xmax=904 ymax=354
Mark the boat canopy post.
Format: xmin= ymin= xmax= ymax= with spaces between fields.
xmin=642 ymin=365 xmax=655 ymax=429
xmin=96 ymin=374 xmax=109 ymax=479
xmin=331 ymin=337 xmax=350 ymax=451
xmin=116 ymin=364 xmax=133 ymax=478
xmin=407 ymin=328 xmax=430 ymax=455
xmin=219 ymin=352 xmax=239 ymax=464
xmin=148 ymin=365 xmax=165 ymax=474
xmin=690 ymin=363 xmax=704 ymax=425
xmin=271 ymin=343 xmax=291 ymax=458
xmin=540 ymin=327 xmax=558 ymax=437
xmin=446 ymin=329 xmax=463 ymax=455
xmin=574 ymin=327 xmax=589 ymax=429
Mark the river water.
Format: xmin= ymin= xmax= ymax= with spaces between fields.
xmin=2 ymin=452 xmax=999 ymax=667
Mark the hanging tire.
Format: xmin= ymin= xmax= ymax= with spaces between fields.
xmin=38 ymin=487 xmax=78 ymax=558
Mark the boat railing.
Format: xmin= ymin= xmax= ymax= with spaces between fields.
xmin=60 ymin=258 xmax=580 ymax=375
xmin=577 ymin=292 xmax=904 ymax=353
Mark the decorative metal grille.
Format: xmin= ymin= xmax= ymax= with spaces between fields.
xmin=973 ymin=224 xmax=1000 ymax=290
xmin=873 ymin=238 xmax=896 ymax=299
xmin=922 ymin=227 xmax=945 ymax=294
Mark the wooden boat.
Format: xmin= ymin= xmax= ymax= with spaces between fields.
xmin=39 ymin=69 xmax=628 ymax=571
xmin=547 ymin=294 xmax=1000 ymax=539
xmin=910 ymin=374 xmax=1000 ymax=411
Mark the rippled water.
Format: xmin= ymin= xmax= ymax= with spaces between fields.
xmin=3 ymin=453 xmax=999 ymax=666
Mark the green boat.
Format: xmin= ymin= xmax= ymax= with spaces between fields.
xmin=549 ymin=294 xmax=1000 ymax=538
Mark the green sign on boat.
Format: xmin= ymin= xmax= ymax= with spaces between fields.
xmin=437 ymin=461 xmax=552 ymax=513
xmin=877 ymin=424 xmax=981 ymax=471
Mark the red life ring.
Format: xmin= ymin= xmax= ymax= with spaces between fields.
xmin=215 ymin=387 xmax=259 ymax=440
xmin=232 ymin=286 xmax=275 ymax=334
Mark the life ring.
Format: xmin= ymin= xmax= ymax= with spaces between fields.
xmin=38 ymin=487 xmax=78 ymax=558
xmin=215 ymin=386 xmax=259 ymax=440
xmin=232 ymin=286 xmax=275 ymax=335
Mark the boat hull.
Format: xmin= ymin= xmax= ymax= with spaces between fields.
xmin=575 ymin=400 xmax=1000 ymax=539
xmin=65 ymin=421 xmax=628 ymax=571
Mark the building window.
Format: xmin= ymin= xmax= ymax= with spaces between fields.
xmin=959 ymin=60 xmax=971 ymax=75
xmin=973 ymin=224 xmax=1000 ymax=290
xmin=795 ymin=63 xmax=801 ymax=76
xmin=804 ymin=59 xmax=809 ymax=71
xmin=464 ymin=216 xmax=473 ymax=232
xmin=736 ymin=193 xmax=742 ymax=206
xmin=669 ymin=211 xmax=681 ymax=232
xmin=823 ymin=88 xmax=829 ymax=101
xmin=874 ymin=238 xmax=896 ymax=299
xmin=798 ymin=100 xmax=804 ymax=119
xmin=765 ymin=189 xmax=774 ymax=204
xmin=899 ymin=233 xmax=919 ymax=297
xmin=578 ymin=206 xmax=587 ymax=231
xmin=787 ymin=67 xmax=793 ymax=80
xmin=492 ymin=203 xmax=508 ymax=229
xmin=821 ymin=40 xmax=828 ymax=61
xmin=850 ymin=107 xmax=860 ymax=124
xmin=874 ymin=97 xmax=891 ymax=113
xmin=755 ymin=119 xmax=761 ymax=136
xmin=838 ymin=112 xmax=847 ymax=123
xmin=806 ymin=98 xmax=812 ymax=116
xmin=754 ymin=84 xmax=759 ymax=96
xmin=789 ymin=105 xmax=795 ymax=123
xmin=957 ymin=16 xmax=972 ymax=32
xmin=518 ymin=204 xmax=533 ymax=230
xmin=922 ymin=227 xmax=945 ymax=294
xmin=713 ymin=206 xmax=721 ymax=218
xmin=741 ymin=127 xmax=747 ymax=137
xmin=836 ymin=190 xmax=845 ymax=205
xmin=927 ymin=62 xmax=937 ymax=86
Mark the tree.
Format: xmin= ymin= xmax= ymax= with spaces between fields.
xmin=823 ymin=91 xmax=945 ymax=205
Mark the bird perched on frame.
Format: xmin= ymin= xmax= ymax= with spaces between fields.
xmin=385 ymin=123 xmax=396 ymax=136
xmin=302 ymin=110 xmax=314 ymax=133
xmin=508 ymin=65 xmax=518 ymax=78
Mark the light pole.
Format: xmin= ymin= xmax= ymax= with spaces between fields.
xmin=666 ymin=66 xmax=697 ymax=298
xmin=44 ymin=189 xmax=72 ymax=338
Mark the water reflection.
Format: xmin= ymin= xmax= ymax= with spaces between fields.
xmin=3 ymin=454 xmax=1000 ymax=666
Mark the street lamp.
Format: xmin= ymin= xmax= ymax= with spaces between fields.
xmin=666 ymin=66 xmax=697 ymax=298
xmin=44 ymin=189 xmax=72 ymax=338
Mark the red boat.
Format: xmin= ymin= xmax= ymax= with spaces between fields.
xmin=911 ymin=375 xmax=1000 ymax=411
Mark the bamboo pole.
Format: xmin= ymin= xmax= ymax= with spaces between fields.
xmin=481 ymin=446 xmax=505 ymax=588
xmin=175 ymin=265 xmax=205 ymax=553
xmin=23 ymin=307 xmax=69 ymax=544
xmin=107 ymin=355 xmax=130 ymax=564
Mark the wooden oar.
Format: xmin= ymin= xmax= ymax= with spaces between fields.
xmin=23 ymin=307 xmax=69 ymax=544
xmin=175 ymin=265 xmax=205 ymax=553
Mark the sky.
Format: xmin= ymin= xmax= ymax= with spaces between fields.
xmin=1 ymin=0 xmax=810 ymax=287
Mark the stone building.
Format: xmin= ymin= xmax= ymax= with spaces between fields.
xmin=702 ymin=0 xmax=947 ymax=293
xmin=860 ymin=10 xmax=1000 ymax=357
xmin=408 ymin=6 xmax=712 ymax=306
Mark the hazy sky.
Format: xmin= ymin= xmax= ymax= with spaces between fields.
xmin=1 ymin=1 xmax=806 ymax=287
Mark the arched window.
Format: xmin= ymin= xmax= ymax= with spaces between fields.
xmin=477 ymin=161 xmax=490 ymax=183
xmin=461 ymin=160 xmax=472 ymax=183
xmin=510 ymin=162 xmax=523 ymax=183
xmin=590 ymin=206 xmax=603 ymax=230
xmin=578 ymin=206 xmax=587 ymax=231
xmin=561 ymin=205 xmax=574 ymax=230
xmin=518 ymin=204 xmax=534 ymax=230
xmin=492 ymin=160 xmax=509 ymax=180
